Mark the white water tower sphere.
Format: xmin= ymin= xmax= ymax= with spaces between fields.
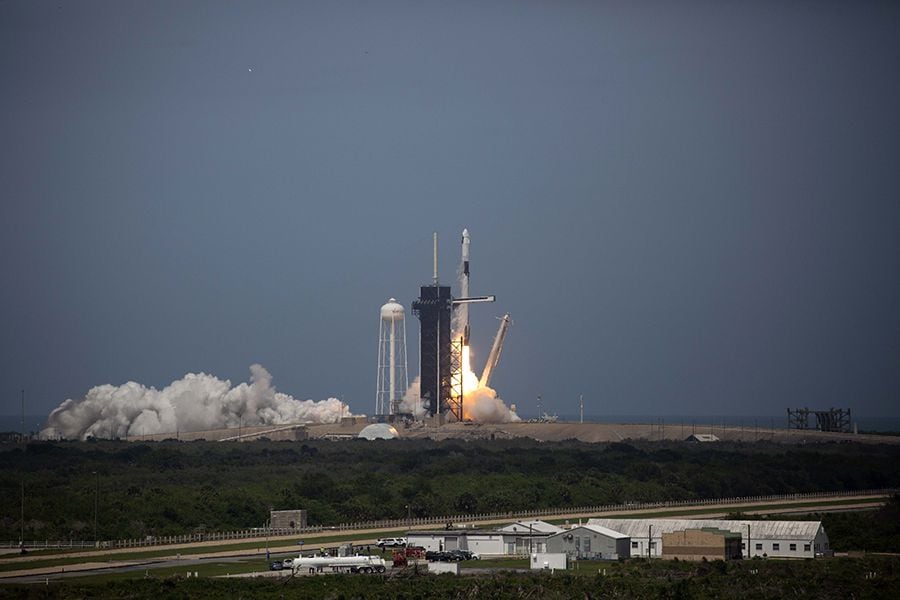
xmin=376 ymin=298 xmax=409 ymax=416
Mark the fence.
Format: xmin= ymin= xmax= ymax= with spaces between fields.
xmin=5 ymin=487 xmax=895 ymax=551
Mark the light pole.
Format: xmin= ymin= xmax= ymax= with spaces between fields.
xmin=528 ymin=522 xmax=533 ymax=557
xmin=93 ymin=471 xmax=99 ymax=542
xmin=405 ymin=504 xmax=411 ymax=546
xmin=747 ymin=524 xmax=751 ymax=559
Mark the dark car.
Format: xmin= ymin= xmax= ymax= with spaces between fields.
xmin=447 ymin=549 xmax=477 ymax=561
xmin=269 ymin=561 xmax=284 ymax=571
xmin=425 ymin=550 xmax=451 ymax=562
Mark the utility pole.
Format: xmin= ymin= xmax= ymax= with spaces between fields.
xmin=20 ymin=390 xmax=26 ymax=554
xmin=747 ymin=524 xmax=751 ymax=559
xmin=93 ymin=471 xmax=99 ymax=543
xmin=648 ymin=524 xmax=653 ymax=560
xmin=20 ymin=480 xmax=24 ymax=553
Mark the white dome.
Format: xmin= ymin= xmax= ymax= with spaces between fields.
xmin=358 ymin=423 xmax=400 ymax=440
xmin=380 ymin=298 xmax=405 ymax=320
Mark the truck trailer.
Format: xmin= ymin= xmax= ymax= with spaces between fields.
xmin=291 ymin=554 xmax=387 ymax=574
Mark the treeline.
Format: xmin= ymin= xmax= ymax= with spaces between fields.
xmin=1 ymin=438 xmax=898 ymax=541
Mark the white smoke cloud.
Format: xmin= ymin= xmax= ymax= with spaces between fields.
xmin=399 ymin=377 xmax=427 ymax=418
xmin=41 ymin=364 xmax=353 ymax=440
xmin=465 ymin=385 xmax=520 ymax=424
xmin=398 ymin=376 xmax=520 ymax=424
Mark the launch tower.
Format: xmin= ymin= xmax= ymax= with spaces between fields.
xmin=413 ymin=231 xmax=495 ymax=421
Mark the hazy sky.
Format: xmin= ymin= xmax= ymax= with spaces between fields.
xmin=2 ymin=1 xmax=898 ymax=420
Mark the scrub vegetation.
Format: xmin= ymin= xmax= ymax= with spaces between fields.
xmin=1 ymin=438 xmax=898 ymax=541
xmin=2 ymin=556 xmax=900 ymax=599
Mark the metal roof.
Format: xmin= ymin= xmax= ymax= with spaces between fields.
xmin=686 ymin=434 xmax=720 ymax=442
xmin=588 ymin=518 xmax=824 ymax=540
xmin=499 ymin=520 xmax=564 ymax=534
xmin=551 ymin=524 xmax=629 ymax=539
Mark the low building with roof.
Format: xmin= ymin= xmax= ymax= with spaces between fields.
xmin=498 ymin=520 xmax=564 ymax=534
xmin=662 ymin=528 xmax=743 ymax=561
xmin=408 ymin=520 xmax=562 ymax=556
xmin=588 ymin=518 xmax=829 ymax=559
xmin=544 ymin=524 xmax=630 ymax=560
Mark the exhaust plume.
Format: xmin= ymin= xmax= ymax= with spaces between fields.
xmin=41 ymin=364 xmax=352 ymax=440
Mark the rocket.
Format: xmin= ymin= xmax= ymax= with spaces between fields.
xmin=460 ymin=228 xmax=471 ymax=345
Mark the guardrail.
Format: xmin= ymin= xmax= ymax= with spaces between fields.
xmin=4 ymin=487 xmax=895 ymax=551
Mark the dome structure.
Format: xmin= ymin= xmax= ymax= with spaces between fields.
xmin=380 ymin=298 xmax=405 ymax=321
xmin=358 ymin=423 xmax=400 ymax=440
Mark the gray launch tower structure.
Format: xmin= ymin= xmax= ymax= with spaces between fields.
xmin=412 ymin=232 xmax=495 ymax=420
xmin=412 ymin=284 xmax=453 ymax=417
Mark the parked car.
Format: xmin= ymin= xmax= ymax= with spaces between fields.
xmin=269 ymin=561 xmax=284 ymax=571
xmin=375 ymin=537 xmax=406 ymax=548
xmin=426 ymin=550 xmax=468 ymax=562
xmin=425 ymin=550 xmax=450 ymax=562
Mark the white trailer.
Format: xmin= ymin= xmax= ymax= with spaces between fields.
xmin=291 ymin=555 xmax=387 ymax=575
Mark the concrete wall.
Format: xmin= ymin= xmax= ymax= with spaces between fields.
xmin=662 ymin=530 xmax=741 ymax=561
xmin=531 ymin=553 xmax=568 ymax=570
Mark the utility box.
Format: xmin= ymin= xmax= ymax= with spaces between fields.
xmin=427 ymin=561 xmax=459 ymax=575
xmin=531 ymin=553 xmax=568 ymax=570
xmin=270 ymin=509 xmax=308 ymax=530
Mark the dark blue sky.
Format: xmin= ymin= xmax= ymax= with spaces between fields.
xmin=2 ymin=1 xmax=898 ymax=420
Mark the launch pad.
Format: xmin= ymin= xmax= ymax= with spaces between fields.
xmin=411 ymin=231 xmax=499 ymax=421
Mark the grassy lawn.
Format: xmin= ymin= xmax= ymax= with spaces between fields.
xmin=58 ymin=559 xmax=271 ymax=583
xmin=0 ymin=531 xmax=404 ymax=575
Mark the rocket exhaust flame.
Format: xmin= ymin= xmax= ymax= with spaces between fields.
xmin=448 ymin=228 xmax=519 ymax=424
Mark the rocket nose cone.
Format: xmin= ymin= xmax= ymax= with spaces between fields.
xmin=462 ymin=228 xmax=469 ymax=238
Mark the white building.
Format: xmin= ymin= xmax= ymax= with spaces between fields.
xmin=408 ymin=520 xmax=562 ymax=556
xmin=589 ymin=518 xmax=829 ymax=559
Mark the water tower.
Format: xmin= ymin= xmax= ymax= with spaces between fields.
xmin=376 ymin=298 xmax=409 ymax=416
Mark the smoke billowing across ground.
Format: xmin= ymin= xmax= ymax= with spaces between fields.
xmin=41 ymin=364 xmax=351 ymax=440
xmin=401 ymin=373 xmax=521 ymax=424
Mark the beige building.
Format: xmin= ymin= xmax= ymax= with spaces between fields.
xmin=662 ymin=528 xmax=743 ymax=561
xmin=270 ymin=509 xmax=307 ymax=530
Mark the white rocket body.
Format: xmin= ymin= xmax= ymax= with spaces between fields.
xmin=460 ymin=228 xmax=471 ymax=344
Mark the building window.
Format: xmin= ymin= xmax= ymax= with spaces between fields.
xmin=649 ymin=542 xmax=656 ymax=550
xmin=773 ymin=543 xmax=780 ymax=551
xmin=804 ymin=544 xmax=811 ymax=552
xmin=632 ymin=542 xmax=638 ymax=549
xmin=755 ymin=544 xmax=762 ymax=551
xmin=584 ymin=538 xmax=591 ymax=553
xmin=741 ymin=543 xmax=746 ymax=550
xmin=789 ymin=544 xmax=796 ymax=551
